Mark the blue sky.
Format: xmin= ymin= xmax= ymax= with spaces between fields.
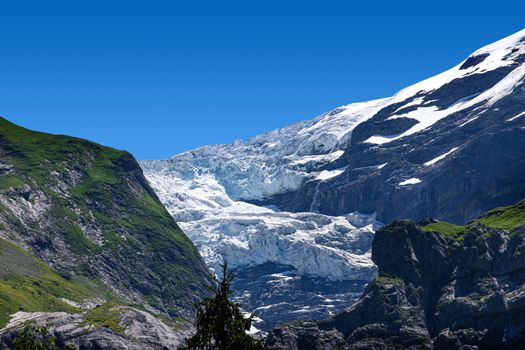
xmin=1 ymin=1 xmax=524 ymax=159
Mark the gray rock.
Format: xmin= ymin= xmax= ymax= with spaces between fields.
xmin=0 ymin=308 xmax=192 ymax=350
xmin=267 ymin=206 xmax=525 ymax=349
xmin=262 ymin=73 xmax=525 ymax=226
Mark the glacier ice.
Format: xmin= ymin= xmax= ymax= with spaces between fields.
xmin=140 ymin=100 xmax=388 ymax=283
xmin=143 ymin=171 xmax=379 ymax=281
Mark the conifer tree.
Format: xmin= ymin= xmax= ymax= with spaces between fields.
xmin=181 ymin=261 xmax=266 ymax=350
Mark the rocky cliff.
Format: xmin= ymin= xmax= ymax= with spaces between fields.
xmin=0 ymin=117 xmax=212 ymax=348
xmin=267 ymin=199 xmax=525 ymax=349
xmin=264 ymin=32 xmax=525 ymax=225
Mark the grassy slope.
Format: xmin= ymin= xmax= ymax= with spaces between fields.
xmin=474 ymin=200 xmax=525 ymax=230
xmin=81 ymin=302 xmax=125 ymax=333
xmin=0 ymin=237 xmax=173 ymax=332
xmin=0 ymin=237 xmax=93 ymax=327
xmin=420 ymin=199 xmax=525 ymax=239
xmin=0 ymin=117 xmax=210 ymax=326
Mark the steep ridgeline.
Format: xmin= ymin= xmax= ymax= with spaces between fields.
xmin=0 ymin=118 xmax=212 ymax=349
xmin=267 ymin=199 xmax=525 ymax=349
xmin=141 ymin=28 xmax=525 ymax=330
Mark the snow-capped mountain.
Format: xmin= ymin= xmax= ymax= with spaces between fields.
xmin=140 ymin=29 xmax=525 ymax=331
xmin=140 ymin=101 xmax=386 ymax=330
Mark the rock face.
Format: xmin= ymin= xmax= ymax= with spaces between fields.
xmin=0 ymin=309 xmax=192 ymax=350
xmin=141 ymin=28 xmax=525 ymax=329
xmin=266 ymin=200 xmax=525 ymax=349
xmin=265 ymin=32 xmax=525 ymax=225
xmin=0 ymin=118 xmax=212 ymax=348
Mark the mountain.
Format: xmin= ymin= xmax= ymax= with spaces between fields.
xmin=0 ymin=118 xmax=212 ymax=349
xmin=140 ymin=28 xmax=525 ymax=331
xmin=266 ymin=199 xmax=525 ymax=349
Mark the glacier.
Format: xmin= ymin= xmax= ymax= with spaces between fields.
xmin=143 ymin=171 xmax=379 ymax=281
xmin=140 ymin=28 xmax=525 ymax=331
xmin=140 ymin=101 xmax=386 ymax=330
xmin=140 ymin=99 xmax=388 ymax=284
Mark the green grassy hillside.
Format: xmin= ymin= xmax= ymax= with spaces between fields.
xmin=420 ymin=199 xmax=525 ymax=239
xmin=0 ymin=237 xmax=104 ymax=327
xmin=0 ymin=117 xmax=211 ymax=325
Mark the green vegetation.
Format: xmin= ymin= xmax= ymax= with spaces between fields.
xmin=0 ymin=116 xmax=210 ymax=323
xmin=419 ymin=199 xmax=525 ymax=240
xmin=0 ymin=231 xmax=184 ymax=334
xmin=9 ymin=321 xmax=74 ymax=350
xmin=0 ymin=118 xmax=124 ymax=193
xmin=0 ymin=116 xmax=130 ymax=256
xmin=473 ymin=200 xmax=525 ymax=230
xmin=0 ymin=238 xmax=92 ymax=328
xmin=0 ymin=176 xmax=25 ymax=191
xmin=181 ymin=261 xmax=266 ymax=350
xmin=420 ymin=221 xmax=466 ymax=239
xmin=0 ymin=236 xmax=152 ymax=333
xmin=82 ymin=302 xmax=125 ymax=333
xmin=62 ymin=222 xmax=97 ymax=254
xmin=375 ymin=275 xmax=404 ymax=285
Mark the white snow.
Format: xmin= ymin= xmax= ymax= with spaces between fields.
xmin=507 ymin=111 xmax=525 ymax=122
xmin=392 ymin=97 xmax=425 ymax=114
xmin=459 ymin=115 xmax=480 ymax=127
xmin=363 ymin=29 xmax=525 ymax=145
xmin=315 ymin=167 xmax=348 ymax=181
xmin=399 ymin=178 xmax=422 ymax=186
xmin=473 ymin=28 xmax=525 ymax=56
xmin=363 ymin=134 xmax=401 ymax=145
xmin=143 ymin=170 xmax=379 ymax=281
xmin=424 ymin=147 xmax=459 ymax=167
xmin=291 ymin=150 xmax=344 ymax=165
xmin=365 ymin=61 xmax=525 ymax=144
xmin=140 ymin=98 xmax=391 ymax=282
xmin=366 ymin=105 xmax=457 ymax=144
xmin=142 ymin=98 xmax=388 ymax=202
xmin=388 ymin=29 xmax=525 ymax=106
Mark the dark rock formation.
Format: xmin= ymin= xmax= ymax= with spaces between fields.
xmin=266 ymin=97 xmax=525 ymax=226
xmin=231 ymin=263 xmax=368 ymax=331
xmin=267 ymin=200 xmax=525 ymax=349
xmin=261 ymin=58 xmax=525 ymax=226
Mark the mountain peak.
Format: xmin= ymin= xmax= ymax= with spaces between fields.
xmin=472 ymin=27 xmax=525 ymax=56
xmin=141 ymin=28 xmax=525 ymax=331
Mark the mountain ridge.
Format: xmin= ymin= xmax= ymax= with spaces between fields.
xmin=0 ymin=117 xmax=212 ymax=348
xmin=141 ymin=28 xmax=525 ymax=330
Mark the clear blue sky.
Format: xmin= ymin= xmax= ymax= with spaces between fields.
xmin=1 ymin=1 xmax=524 ymax=159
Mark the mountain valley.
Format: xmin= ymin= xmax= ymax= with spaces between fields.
xmin=0 ymin=28 xmax=525 ymax=349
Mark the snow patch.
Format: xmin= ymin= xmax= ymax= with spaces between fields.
xmin=507 ymin=111 xmax=525 ymax=122
xmin=363 ymin=30 xmax=525 ymax=145
xmin=392 ymin=97 xmax=425 ymax=114
xmin=459 ymin=116 xmax=480 ymax=127
xmin=315 ymin=166 xmax=348 ymax=181
xmin=399 ymin=178 xmax=422 ymax=186
xmin=365 ymin=62 xmax=525 ymax=144
xmin=291 ymin=150 xmax=344 ymax=165
xmin=424 ymin=147 xmax=459 ymax=167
